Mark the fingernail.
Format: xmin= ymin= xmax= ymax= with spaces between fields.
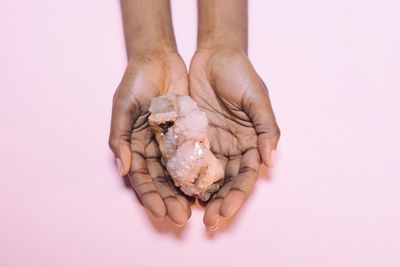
xmin=173 ymin=222 xmax=185 ymax=228
xmin=269 ymin=149 xmax=276 ymax=168
xmin=207 ymin=217 xmax=221 ymax=231
xmin=208 ymin=224 xmax=219 ymax=231
xmin=116 ymin=158 xmax=124 ymax=176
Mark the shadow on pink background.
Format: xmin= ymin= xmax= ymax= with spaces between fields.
xmin=0 ymin=0 xmax=399 ymax=266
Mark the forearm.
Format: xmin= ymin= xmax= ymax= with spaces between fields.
xmin=121 ymin=0 xmax=177 ymax=59
xmin=197 ymin=0 xmax=248 ymax=53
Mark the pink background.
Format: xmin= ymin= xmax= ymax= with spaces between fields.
xmin=1 ymin=0 xmax=399 ymax=266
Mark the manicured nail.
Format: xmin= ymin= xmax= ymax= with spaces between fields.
xmin=116 ymin=158 xmax=124 ymax=176
xmin=269 ymin=149 xmax=276 ymax=168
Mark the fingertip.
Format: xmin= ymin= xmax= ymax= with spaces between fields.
xmin=204 ymin=198 xmax=223 ymax=229
xmin=171 ymin=215 xmax=189 ymax=227
xmin=120 ymin=142 xmax=132 ymax=175
xmin=115 ymin=158 xmax=124 ymax=176
xmin=220 ymin=190 xmax=245 ymax=218
xmin=207 ymin=222 xmax=220 ymax=232
xmin=142 ymin=193 xmax=167 ymax=219
xmin=205 ymin=216 xmax=222 ymax=231
xmin=165 ymin=198 xmax=189 ymax=226
xmin=259 ymin=147 xmax=276 ymax=168
xmin=260 ymin=149 xmax=269 ymax=167
xmin=269 ymin=149 xmax=276 ymax=168
xmin=176 ymin=195 xmax=192 ymax=219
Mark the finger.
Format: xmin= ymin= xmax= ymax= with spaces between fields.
xmin=114 ymin=141 xmax=132 ymax=176
xmin=176 ymin=195 xmax=192 ymax=218
xmin=211 ymin=153 xmax=230 ymax=199
xmin=206 ymin=154 xmax=241 ymax=202
xmin=146 ymin=158 xmax=190 ymax=226
xmin=129 ymin=152 xmax=166 ymax=219
xmin=109 ymin=92 xmax=137 ymax=176
xmin=258 ymin=133 xmax=279 ymax=168
xmin=204 ymin=198 xmax=223 ymax=229
xmin=220 ymin=148 xmax=260 ymax=218
xmin=214 ymin=153 xmax=228 ymax=177
xmin=202 ymin=155 xmax=239 ymax=228
xmin=245 ymin=81 xmax=281 ymax=168
xmin=225 ymin=154 xmax=241 ymax=182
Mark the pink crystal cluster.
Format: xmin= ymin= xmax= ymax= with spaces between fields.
xmin=148 ymin=94 xmax=224 ymax=201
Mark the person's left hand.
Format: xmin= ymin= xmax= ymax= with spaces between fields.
xmin=189 ymin=47 xmax=281 ymax=230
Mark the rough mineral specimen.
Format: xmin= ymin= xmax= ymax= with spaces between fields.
xmin=148 ymin=94 xmax=224 ymax=201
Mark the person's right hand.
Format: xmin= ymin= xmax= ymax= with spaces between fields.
xmin=109 ymin=49 xmax=192 ymax=226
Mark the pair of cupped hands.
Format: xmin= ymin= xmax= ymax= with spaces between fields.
xmin=109 ymin=46 xmax=280 ymax=230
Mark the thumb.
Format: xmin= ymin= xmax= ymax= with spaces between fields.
xmin=245 ymin=85 xmax=281 ymax=168
xmin=108 ymin=93 xmax=136 ymax=176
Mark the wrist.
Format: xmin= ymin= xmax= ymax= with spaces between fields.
xmin=121 ymin=0 xmax=177 ymax=60
xmin=127 ymin=40 xmax=177 ymax=60
xmin=197 ymin=0 xmax=248 ymax=53
xmin=127 ymin=46 xmax=180 ymax=66
xmin=197 ymin=39 xmax=246 ymax=54
xmin=194 ymin=46 xmax=245 ymax=60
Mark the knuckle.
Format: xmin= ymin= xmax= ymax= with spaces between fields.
xmin=258 ymin=122 xmax=280 ymax=138
xmin=258 ymin=123 xmax=281 ymax=143
xmin=153 ymin=175 xmax=168 ymax=185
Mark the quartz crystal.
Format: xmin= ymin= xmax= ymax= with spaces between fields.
xmin=148 ymin=94 xmax=224 ymax=201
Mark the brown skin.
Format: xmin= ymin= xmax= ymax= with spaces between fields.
xmin=191 ymin=0 xmax=280 ymax=229
xmin=109 ymin=0 xmax=280 ymax=229
xmin=190 ymin=48 xmax=280 ymax=229
xmin=109 ymin=0 xmax=191 ymax=226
